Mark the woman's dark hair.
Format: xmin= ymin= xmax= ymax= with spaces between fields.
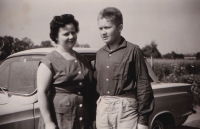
xmin=50 ymin=14 xmax=79 ymax=43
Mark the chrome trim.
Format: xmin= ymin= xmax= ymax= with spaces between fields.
xmin=152 ymin=83 xmax=191 ymax=89
xmin=6 ymin=89 xmax=37 ymax=97
xmin=154 ymin=92 xmax=188 ymax=98
xmin=177 ymin=111 xmax=193 ymax=118
xmin=6 ymin=54 xmax=46 ymax=60
xmin=0 ymin=87 xmax=11 ymax=97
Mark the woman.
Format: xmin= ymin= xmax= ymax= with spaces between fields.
xmin=37 ymin=14 xmax=93 ymax=129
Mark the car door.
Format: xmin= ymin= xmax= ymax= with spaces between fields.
xmin=0 ymin=55 xmax=43 ymax=129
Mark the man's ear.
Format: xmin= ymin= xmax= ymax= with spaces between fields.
xmin=118 ymin=24 xmax=123 ymax=32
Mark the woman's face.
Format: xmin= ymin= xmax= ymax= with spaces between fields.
xmin=57 ymin=23 xmax=77 ymax=49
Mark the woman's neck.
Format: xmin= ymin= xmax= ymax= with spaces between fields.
xmin=56 ymin=45 xmax=74 ymax=55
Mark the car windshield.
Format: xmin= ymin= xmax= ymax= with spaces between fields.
xmin=0 ymin=55 xmax=43 ymax=94
xmin=144 ymin=59 xmax=159 ymax=83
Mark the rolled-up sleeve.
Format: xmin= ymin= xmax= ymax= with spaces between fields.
xmin=134 ymin=47 xmax=155 ymax=126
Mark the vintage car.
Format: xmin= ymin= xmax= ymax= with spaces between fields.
xmin=0 ymin=47 xmax=195 ymax=129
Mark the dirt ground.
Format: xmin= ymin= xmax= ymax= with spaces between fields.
xmin=175 ymin=106 xmax=200 ymax=129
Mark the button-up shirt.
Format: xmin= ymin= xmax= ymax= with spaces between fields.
xmin=95 ymin=37 xmax=154 ymax=125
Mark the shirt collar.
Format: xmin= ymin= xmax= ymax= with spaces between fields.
xmin=52 ymin=50 xmax=78 ymax=60
xmin=103 ymin=36 xmax=127 ymax=53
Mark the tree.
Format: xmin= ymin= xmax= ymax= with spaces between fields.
xmin=196 ymin=52 xmax=200 ymax=60
xmin=0 ymin=36 xmax=14 ymax=60
xmin=80 ymin=44 xmax=90 ymax=48
xmin=163 ymin=51 xmax=184 ymax=59
xmin=142 ymin=41 xmax=162 ymax=68
xmin=162 ymin=53 xmax=171 ymax=59
xmin=12 ymin=38 xmax=32 ymax=53
xmin=31 ymin=40 xmax=53 ymax=48
xmin=21 ymin=37 xmax=34 ymax=49
xmin=0 ymin=36 xmax=37 ymax=60
xmin=142 ymin=40 xmax=162 ymax=58
xmin=0 ymin=37 xmax=4 ymax=57
xmin=176 ymin=53 xmax=184 ymax=59
xmin=74 ymin=42 xmax=90 ymax=48
xmin=40 ymin=40 xmax=53 ymax=48
xmin=171 ymin=51 xmax=177 ymax=59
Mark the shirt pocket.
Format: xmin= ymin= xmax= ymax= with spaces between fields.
xmin=54 ymin=106 xmax=72 ymax=122
xmin=113 ymin=62 xmax=129 ymax=80
xmin=54 ymin=95 xmax=72 ymax=119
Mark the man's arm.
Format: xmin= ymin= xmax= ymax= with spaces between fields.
xmin=134 ymin=47 xmax=155 ymax=126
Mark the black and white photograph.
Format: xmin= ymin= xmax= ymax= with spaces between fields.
xmin=0 ymin=0 xmax=200 ymax=129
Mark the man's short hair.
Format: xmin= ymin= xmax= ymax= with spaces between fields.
xmin=98 ymin=7 xmax=123 ymax=26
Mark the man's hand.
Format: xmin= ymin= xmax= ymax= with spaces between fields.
xmin=137 ymin=124 xmax=148 ymax=129
xmin=90 ymin=121 xmax=96 ymax=129
xmin=45 ymin=122 xmax=57 ymax=129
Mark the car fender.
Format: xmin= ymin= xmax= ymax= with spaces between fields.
xmin=150 ymin=110 xmax=175 ymax=128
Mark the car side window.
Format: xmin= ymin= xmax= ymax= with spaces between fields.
xmin=0 ymin=66 xmax=9 ymax=88
xmin=82 ymin=53 xmax=95 ymax=62
xmin=0 ymin=55 xmax=43 ymax=95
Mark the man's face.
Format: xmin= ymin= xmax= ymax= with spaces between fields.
xmin=98 ymin=18 xmax=122 ymax=45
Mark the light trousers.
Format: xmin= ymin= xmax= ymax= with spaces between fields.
xmin=96 ymin=95 xmax=138 ymax=129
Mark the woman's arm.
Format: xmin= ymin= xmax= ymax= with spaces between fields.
xmin=137 ymin=124 xmax=148 ymax=129
xmin=37 ymin=63 xmax=56 ymax=129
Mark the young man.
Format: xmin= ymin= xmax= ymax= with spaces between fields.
xmin=94 ymin=7 xmax=154 ymax=129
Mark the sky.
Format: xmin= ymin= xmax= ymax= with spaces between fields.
xmin=0 ymin=0 xmax=200 ymax=54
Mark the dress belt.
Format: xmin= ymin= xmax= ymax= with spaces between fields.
xmin=48 ymin=87 xmax=84 ymax=95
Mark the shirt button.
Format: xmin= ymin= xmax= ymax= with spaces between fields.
xmin=75 ymin=60 xmax=78 ymax=63
xmin=79 ymin=117 xmax=83 ymax=121
xmin=106 ymin=79 xmax=109 ymax=81
xmin=78 ymin=71 xmax=81 ymax=74
xmin=78 ymin=92 xmax=81 ymax=95
xmin=107 ymin=66 xmax=109 ymax=68
xmin=109 ymin=54 xmax=111 ymax=57
xmin=79 ymin=104 xmax=83 ymax=107
xmin=107 ymin=91 xmax=110 ymax=94
xmin=79 ymin=82 xmax=82 ymax=85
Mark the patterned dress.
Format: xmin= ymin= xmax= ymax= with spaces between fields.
xmin=38 ymin=50 xmax=93 ymax=129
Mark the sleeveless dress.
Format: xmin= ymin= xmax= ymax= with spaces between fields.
xmin=38 ymin=50 xmax=93 ymax=129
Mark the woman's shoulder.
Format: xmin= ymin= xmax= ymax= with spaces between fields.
xmin=74 ymin=51 xmax=87 ymax=60
xmin=43 ymin=50 xmax=60 ymax=60
xmin=40 ymin=50 xmax=59 ymax=65
xmin=39 ymin=51 xmax=57 ymax=75
xmin=74 ymin=50 xmax=91 ymax=66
